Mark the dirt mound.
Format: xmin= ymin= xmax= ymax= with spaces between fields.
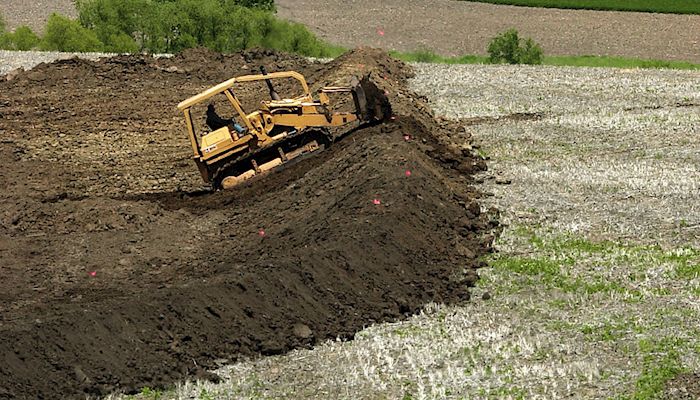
xmin=0 ymin=48 xmax=495 ymax=399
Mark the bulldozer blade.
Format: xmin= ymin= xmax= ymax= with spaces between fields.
xmin=352 ymin=75 xmax=392 ymax=122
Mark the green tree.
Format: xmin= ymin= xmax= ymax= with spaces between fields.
xmin=9 ymin=26 xmax=40 ymax=50
xmin=70 ymin=0 xmax=335 ymax=55
xmin=41 ymin=13 xmax=104 ymax=52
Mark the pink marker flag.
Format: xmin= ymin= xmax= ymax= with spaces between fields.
xmin=405 ymin=170 xmax=412 ymax=177
xmin=89 ymin=271 xmax=97 ymax=277
xmin=377 ymin=29 xmax=385 ymax=36
xmin=373 ymin=198 xmax=382 ymax=205
xmin=258 ymin=229 xmax=266 ymax=237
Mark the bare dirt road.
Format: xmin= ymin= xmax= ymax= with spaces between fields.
xmin=276 ymin=0 xmax=700 ymax=62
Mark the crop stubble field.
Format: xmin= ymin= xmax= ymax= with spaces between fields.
xmin=107 ymin=64 xmax=700 ymax=399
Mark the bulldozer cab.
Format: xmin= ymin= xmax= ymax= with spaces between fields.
xmin=177 ymin=70 xmax=314 ymax=158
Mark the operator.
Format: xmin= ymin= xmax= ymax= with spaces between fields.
xmin=206 ymin=103 xmax=246 ymax=135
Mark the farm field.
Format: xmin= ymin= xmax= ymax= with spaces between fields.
xmin=108 ymin=62 xmax=700 ymax=400
xmin=275 ymin=0 xmax=700 ymax=63
xmin=459 ymin=0 xmax=700 ymax=14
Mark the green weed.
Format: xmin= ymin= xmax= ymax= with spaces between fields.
xmin=139 ymin=387 xmax=163 ymax=400
xmin=617 ymin=338 xmax=687 ymax=399
xmin=394 ymin=50 xmax=700 ymax=70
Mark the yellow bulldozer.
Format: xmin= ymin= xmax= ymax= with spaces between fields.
xmin=177 ymin=67 xmax=390 ymax=190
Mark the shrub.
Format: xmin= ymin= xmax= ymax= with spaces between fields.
xmin=9 ymin=26 xmax=41 ymax=50
xmin=232 ymin=0 xmax=276 ymax=11
xmin=519 ymin=37 xmax=544 ymax=64
xmin=41 ymin=13 xmax=104 ymax=52
xmin=488 ymin=28 xmax=543 ymax=65
xmin=0 ymin=25 xmax=41 ymax=51
xmin=105 ymin=32 xmax=139 ymax=53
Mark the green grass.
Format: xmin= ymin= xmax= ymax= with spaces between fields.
xmin=390 ymin=49 xmax=488 ymax=64
xmin=488 ymin=228 xmax=699 ymax=300
xmin=545 ymin=55 xmax=700 ymax=70
xmin=392 ymin=49 xmax=700 ymax=70
xmin=615 ymin=338 xmax=687 ymax=399
xmin=459 ymin=0 xmax=700 ymax=15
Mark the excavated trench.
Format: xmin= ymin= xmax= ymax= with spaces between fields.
xmin=0 ymin=48 xmax=496 ymax=399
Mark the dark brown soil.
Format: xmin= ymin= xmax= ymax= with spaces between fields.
xmin=664 ymin=373 xmax=700 ymax=400
xmin=0 ymin=48 xmax=495 ymax=399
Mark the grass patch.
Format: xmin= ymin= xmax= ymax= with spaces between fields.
xmin=389 ymin=49 xmax=488 ymax=64
xmin=458 ymin=0 xmax=700 ymax=15
xmin=491 ymin=228 xmax=699 ymax=300
xmin=615 ymin=338 xmax=687 ymax=399
xmin=544 ymin=55 xmax=700 ymax=70
xmin=490 ymin=256 xmax=567 ymax=288
xmin=392 ymin=49 xmax=700 ymax=70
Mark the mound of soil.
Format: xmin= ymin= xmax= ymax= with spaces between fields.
xmin=0 ymin=48 xmax=495 ymax=399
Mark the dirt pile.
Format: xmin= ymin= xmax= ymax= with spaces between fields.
xmin=0 ymin=48 xmax=495 ymax=399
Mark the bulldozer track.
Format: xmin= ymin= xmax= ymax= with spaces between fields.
xmin=210 ymin=127 xmax=333 ymax=190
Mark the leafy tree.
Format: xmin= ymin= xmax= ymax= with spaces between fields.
xmin=41 ymin=13 xmax=104 ymax=52
xmin=74 ymin=0 xmax=334 ymax=56
xmin=8 ymin=26 xmax=40 ymax=50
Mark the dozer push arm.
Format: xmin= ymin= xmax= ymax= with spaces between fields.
xmin=271 ymin=111 xmax=358 ymax=128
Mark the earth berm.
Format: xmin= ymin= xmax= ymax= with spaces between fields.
xmin=0 ymin=48 xmax=495 ymax=399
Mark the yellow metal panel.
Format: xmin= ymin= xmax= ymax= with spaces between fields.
xmin=273 ymin=113 xmax=358 ymax=127
xmin=177 ymin=71 xmax=310 ymax=110
xmin=201 ymin=127 xmax=230 ymax=148
xmin=183 ymin=110 xmax=200 ymax=157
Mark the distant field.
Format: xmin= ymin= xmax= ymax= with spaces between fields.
xmin=460 ymin=0 xmax=700 ymax=14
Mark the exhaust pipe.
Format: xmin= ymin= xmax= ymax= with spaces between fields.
xmin=260 ymin=66 xmax=281 ymax=101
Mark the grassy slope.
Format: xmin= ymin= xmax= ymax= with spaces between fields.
xmin=458 ymin=0 xmax=700 ymax=14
